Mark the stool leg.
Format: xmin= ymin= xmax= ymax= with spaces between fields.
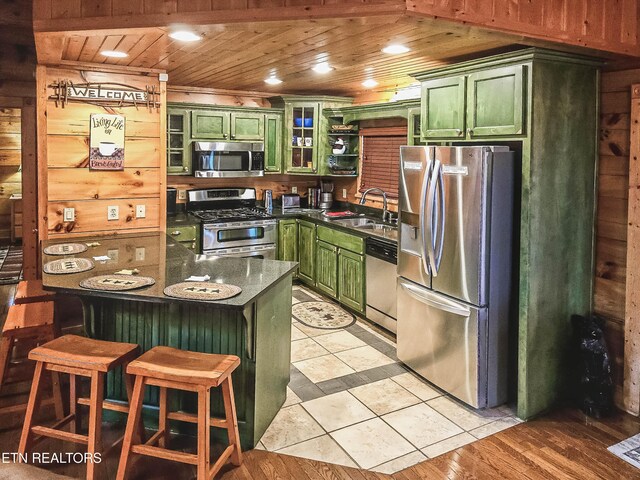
xmin=221 ymin=378 xmax=242 ymax=466
xmin=197 ymin=387 xmax=211 ymax=480
xmin=124 ymin=372 xmax=145 ymax=444
xmin=86 ymin=371 xmax=104 ymax=480
xmin=51 ymin=371 xmax=65 ymax=420
xmin=18 ymin=360 xmax=45 ymax=455
xmin=69 ymin=374 xmax=81 ymax=434
xmin=0 ymin=336 xmax=13 ymax=392
xmin=158 ymin=386 xmax=168 ymax=448
xmin=117 ymin=375 xmax=145 ymax=480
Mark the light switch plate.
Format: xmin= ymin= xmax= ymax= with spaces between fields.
xmin=291 ymin=186 xmax=297 ymax=194
xmin=135 ymin=247 xmax=145 ymax=261
xmin=342 ymin=189 xmax=347 ymax=199
xmin=135 ymin=205 xmax=146 ymax=218
xmin=63 ymin=207 xmax=75 ymax=222
xmin=107 ymin=206 xmax=119 ymax=220
xmin=107 ymin=249 xmax=119 ymax=261
xmin=178 ymin=189 xmax=187 ymax=200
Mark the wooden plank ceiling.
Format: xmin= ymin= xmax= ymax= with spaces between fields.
xmin=55 ymin=16 xmax=517 ymax=95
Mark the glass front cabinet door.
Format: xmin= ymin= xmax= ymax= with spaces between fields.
xmin=285 ymin=102 xmax=319 ymax=174
xmin=167 ymin=108 xmax=191 ymax=175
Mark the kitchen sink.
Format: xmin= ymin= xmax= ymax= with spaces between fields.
xmin=331 ymin=217 xmax=377 ymax=227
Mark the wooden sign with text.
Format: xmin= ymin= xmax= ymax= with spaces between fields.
xmin=89 ymin=114 xmax=125 ymax=170
xmin=48 ymin=80 xmax=160 ymax=109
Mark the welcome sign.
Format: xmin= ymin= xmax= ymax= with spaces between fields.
xmin=68 ymin=86 xmax=148 ymax=103
xmin=48 ymin=80 xmax=160 ymax=110
xmin=89 ymin=114 xmax=125 ymax=170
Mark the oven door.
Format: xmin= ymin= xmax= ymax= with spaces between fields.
xmin=203 ymin=244 xmax=276 ymax=260
xmin=203 ymin=221 xmax=277 ymax=250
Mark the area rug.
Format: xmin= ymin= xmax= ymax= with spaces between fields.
xmin=0 ymin=245 xmax=23 ymax=285
xmin=292 ymin=301 xmax=355 ymax=329
xmin=609 ymin=433 xmax=640 ymax=469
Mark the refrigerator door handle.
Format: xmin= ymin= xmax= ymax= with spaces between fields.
xmin=399 ymin=280 xmax=471 ymax=317
xmin=434 ymin=165 xmax=446 ymax=273
xmin=419 ymin=162 xmax=432 ymax=276
xmin=425 ymin=160 xmax=440 ymax=276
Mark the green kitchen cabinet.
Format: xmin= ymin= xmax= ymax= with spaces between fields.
xmin=230 ymin=111 xmax=264 ymax=141
xmin=191 ymin=110 xmax=230 ymax=140
xmin=264 ymin=112 xmax=283 ymax=173
xmin=315 ymin=240 xmax=338 ymax=297
xmin=297 ymin=220 xmax=316 ymax=285
xmin=338 ymin=248 xmax=365 ymax=313
xmin=407 ymin=107 xmax=425 ymax=146
xmin=420 ymin=76 xmax=466 ymax=139
xmin=467 ymin=65 xmax=524 ymax=137
xmin=168 ymin=224 xmax=201 ymax=253
xmin=167 ymin=108 xmax=191 ymax=175
xmin=278 ymin=219 xmax=298 ymax=264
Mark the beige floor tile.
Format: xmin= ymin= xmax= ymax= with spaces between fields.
xmin=314 ymin=330 xmax=367 ymax=353
xmin=293 ymin=354 xmax=355 ymax=383
xmin=427 ymin=396 xmax=505 ymax=431
xmin=335 ymin=345 xmax=394 ymax=371
xmin=391 ymin=373 xmax=442 ymax=401
xmin=468 ymin=416 xmax=522 ymax=439
xmin=350 ymin=378 xmax=421 ymax=415
xmin=301 ymin=391 xmax=376 ymax=432
xmin=282 ymin=387 xmax=302 ymax=408
xmin=291 ymin=338 xmax=330 ymax=362
xmin=382 ymin=403 xmax=464 ymax=449
xmin=294 ymin=322 xmax=335 ymax=338
xmin=421 ymin=432 xmax=476 ymax=458
xmin=291 ymin=324 xmax=307 ymax=341
xmin=331 ymin=418 xmax=415 ymax=469
xmin=259 ymin=404 xmax=324 ymax=451
xmin=277 ymin=434 xmax=357 ymax=468
xmin=371 ymin=450 xmax=427 ymax=474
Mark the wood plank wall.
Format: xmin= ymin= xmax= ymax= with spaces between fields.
xmin=595 ymin=68 xmax=640 ymax=408
xmin=0 ymin=108 xmax=21 ymax=240
xmin=39 ymin=66 xmax=165 ymax=239
xmin=31 ymin=0 xmax=640 ymax=57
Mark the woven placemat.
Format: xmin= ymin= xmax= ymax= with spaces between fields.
xmin=163 ymin=281 xmax=242 ymax=301
xmin=80 ymin=274 xmax=155 ymax=291
xmin=43 ymin=258 xmax=94 ymax=275
xmin=43 ymin=243 xmax=88 ymax=256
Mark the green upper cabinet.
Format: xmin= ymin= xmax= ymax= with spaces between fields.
xmin=230 ymin=111 xmax=264 ymax=141
xmin=191 ymin=110 xmax=230 ymax=140
xmin=297 ymin=220 xmax=316 ymax=285
xmin=278 ymin=219 xmax=298 ymax=265
xmin=316 ymin=240 xmax=338 ymax=297
xmin=264 ymin=112 xmax=283 ymax=173
xmin=420 ymin=76 xmax=466 ymax=139
xmin=167 ymin=108 xmax=191 ymax=175
xmin=407 ymin=107 xmax=425 ymax=146
xmin=286 ymin=101 xmax=320 ymax=174
xmin=338 ymin=248 xmax=365 ymax=313
xmin=467 ymin=65 xmax=524 ymax=137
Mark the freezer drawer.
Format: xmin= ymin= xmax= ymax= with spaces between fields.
xmin=397 ymin=277 xmax=489 ymax=408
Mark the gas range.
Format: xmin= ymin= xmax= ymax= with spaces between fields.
xmin=186 ymin=188 xmax=277 ymax=259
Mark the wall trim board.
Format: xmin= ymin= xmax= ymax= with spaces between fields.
xmin=624 ymin=83 xmax=640 ymax=415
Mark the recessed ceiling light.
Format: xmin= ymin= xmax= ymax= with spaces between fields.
xmin=312 ymin=61 xmax=334 ymax=74
xmin=169 ymin=31 xmax=202 ymax=42
xmin=362 ymin=79 xmax=378 ymax=88
xmin=101 ymin=50 xmax=128 ymax=58
xmin=382 ymin=44 xmax=410 ymax=55
xmin=264 ymin=75 xmax=283 ymax=85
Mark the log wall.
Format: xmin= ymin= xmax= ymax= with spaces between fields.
xmin=0 ymin=108 xmax=22 ymax=240
xmin=38 ymin=66 xmax=166 ymax=239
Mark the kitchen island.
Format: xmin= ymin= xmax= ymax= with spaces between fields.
xmin=41 ymin=232 xmax=297 ymax=449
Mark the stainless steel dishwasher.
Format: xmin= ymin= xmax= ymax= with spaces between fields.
xmin=366 ymin=236 xmax=398 ymax=333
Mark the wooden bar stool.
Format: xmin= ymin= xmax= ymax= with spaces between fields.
xmin=0 ymin=302 xmax=63 ymax=417
xmin=14 ymin=280 xmax=56 ymax=305
xmin=19 ymin=335 xmax=140 ymax=480
xmin=117 ymin=346 xmax=243 ymax=480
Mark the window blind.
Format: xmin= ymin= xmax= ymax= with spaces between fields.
xmin=359 ymin=134 xmax=406 ymax=199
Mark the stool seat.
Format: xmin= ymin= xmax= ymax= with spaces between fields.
xmin=127 ymin=346 xmax=240 ymax=387
xmin=3 ymin=302 xmax=54 ymax=335
xmin=14 ymin=280 xmax=56 ymax=304
xmin=29 ymin=335 xmax=139 ymax=373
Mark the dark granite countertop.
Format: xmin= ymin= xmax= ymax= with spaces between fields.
xmin=41 ymin=232 xmax=297 ymax=309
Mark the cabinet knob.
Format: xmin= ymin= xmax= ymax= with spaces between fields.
xmin=223 ymin=134 xmax=228 ymax=139
xmin=231 ymin=134 xmax=236 ymax=139
xmin=456 ymin=129 xmax=463 ymax=136
xmin=171 ymin=230 xmax=181 ymax=236
xmin=182 ymin=166 xmax=188 ymax=172
xmin=467 ymin=128 xmax=474 ymax=135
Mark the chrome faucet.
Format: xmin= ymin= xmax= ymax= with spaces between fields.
xmin=359 ymin=188 xmax=392 ymax=222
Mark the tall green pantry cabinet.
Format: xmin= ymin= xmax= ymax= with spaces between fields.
xmin=414 ymin=49 xmax=600 ymax=420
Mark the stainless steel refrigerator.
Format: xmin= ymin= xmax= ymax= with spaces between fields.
xmin=397 ymin=146 xmax=515 ymax=409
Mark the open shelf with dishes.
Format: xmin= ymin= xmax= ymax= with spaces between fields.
xmin=325 ymin=122 xmax=360 ymax=176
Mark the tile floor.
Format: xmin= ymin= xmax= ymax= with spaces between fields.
xmin=256 ymin=285 xmax=522 ymax=474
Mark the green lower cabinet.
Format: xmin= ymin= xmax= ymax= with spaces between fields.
xmin=338 ymin=249 xmax=365 ymax=313
xmin=278 ymin=219 xmax=298 ymax=265
xmin=297 ymin=220 xmax=316 ymax=285
xmin=315 ymin=240 xmax=338 ymax=297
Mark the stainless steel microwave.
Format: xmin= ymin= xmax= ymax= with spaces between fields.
xmin=193 ymin=142 xmax=264 ymax=178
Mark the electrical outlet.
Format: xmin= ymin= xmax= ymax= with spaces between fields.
xmin=291 ymin=186 xmax=297 ymax=194
xmin=63 ymin=207 xmax=75 ymax=222
xmin=107 ymin=249 xmax=119 ymax=262
xmin=135 ymin=205 xmax=146 ymax=218
xmin=342 ymin=189 xmax=347 ymax=199
xmin=178 ymin=189 xmax=187 ymax=200
xmin=135 ymin=247 xmax=146 ymax=261
xmin=107 ymin=206 xmax=119 ymax=221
